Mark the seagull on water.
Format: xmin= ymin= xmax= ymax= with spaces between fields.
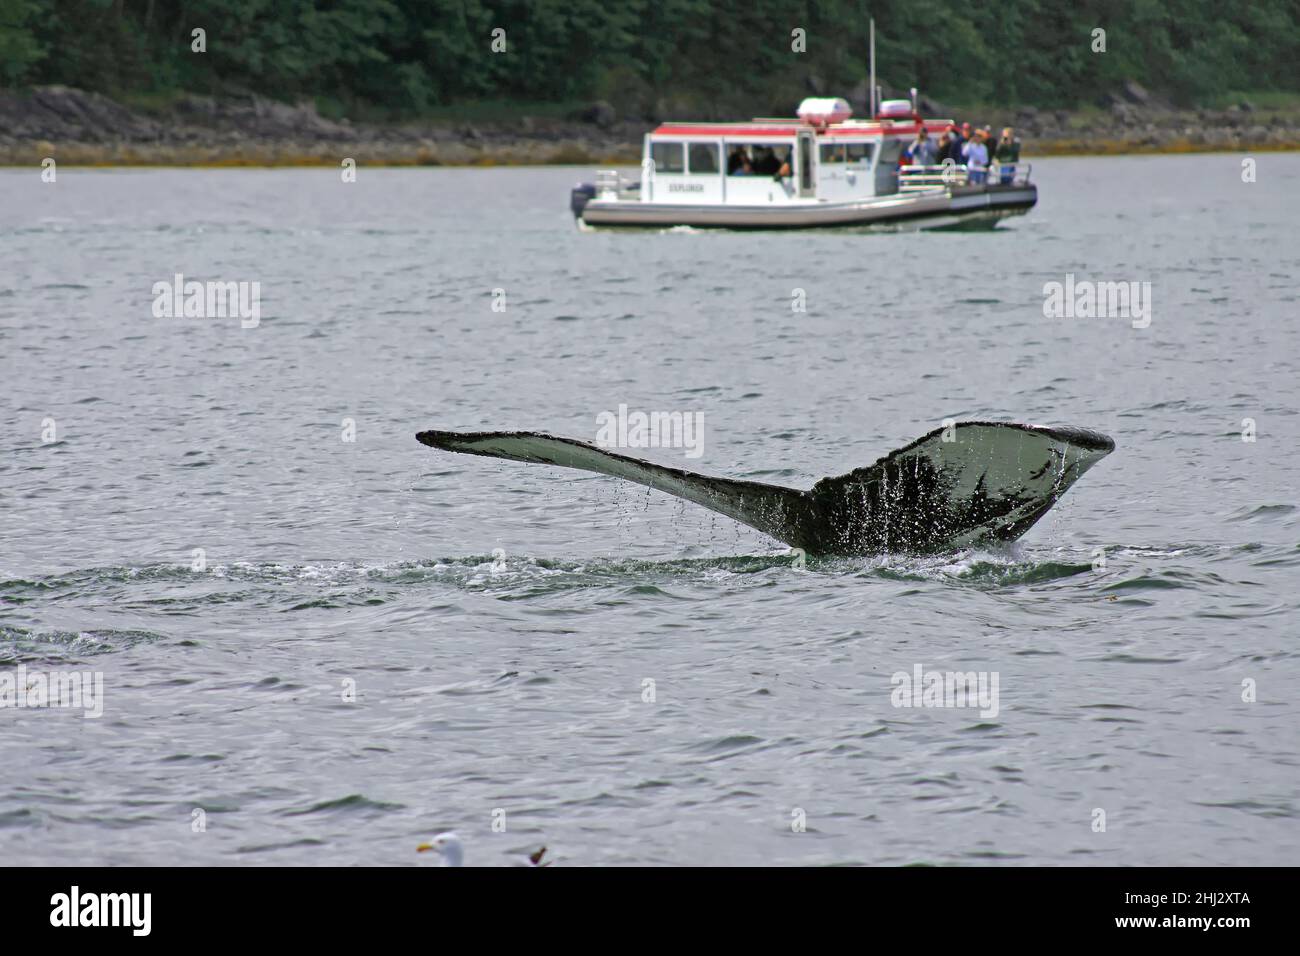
xmin=416 ymin=831 xmax=550 ymax=867
xmin=416 ymin=831 xmax=465 ymax=866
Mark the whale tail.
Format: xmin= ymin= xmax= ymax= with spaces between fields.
xmin=415 ymin=422 xmax=1114 ymax=556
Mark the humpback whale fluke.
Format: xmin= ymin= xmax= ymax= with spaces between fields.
xmin=415 ymin=422 xmax=1114 ymax=556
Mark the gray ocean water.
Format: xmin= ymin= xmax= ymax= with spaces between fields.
xmin=2 ymin=154 xmax=1298 ymax=866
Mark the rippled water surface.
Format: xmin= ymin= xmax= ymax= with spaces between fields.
xmin=2 ymin=155 xmax=1298 ymax=865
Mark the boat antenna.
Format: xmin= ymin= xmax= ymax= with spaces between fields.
xmin=868 ymin=17 xmax=876 ymax=117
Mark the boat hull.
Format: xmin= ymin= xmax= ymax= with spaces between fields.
xmin=579 ymin=183 xmax=1036 ymax=230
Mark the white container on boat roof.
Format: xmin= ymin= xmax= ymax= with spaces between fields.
xmin=796 ymin=97 xmax=853 ymax=125
xmin=877 ymin=99 xmax=914 ymax=118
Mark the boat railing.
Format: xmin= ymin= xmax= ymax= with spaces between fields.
xmin=595 ymin=169 xmax=641 ymax=199
xmin=899 ymin=162 xmax=1033 ymax=191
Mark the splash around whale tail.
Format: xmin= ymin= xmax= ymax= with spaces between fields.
xmin=415 ymin=422 xmax=1114 ymax=556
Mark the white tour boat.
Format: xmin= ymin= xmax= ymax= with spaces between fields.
xmin=570 ymin=96 xmax=1035 ymax=231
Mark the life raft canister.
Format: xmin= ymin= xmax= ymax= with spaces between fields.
xmin=877 ymin=99 xmax=916 ymax=119
xmin=796 ymin=97 xmax=853 ymax=127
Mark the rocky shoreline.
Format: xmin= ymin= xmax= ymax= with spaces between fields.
xmin=2 ymin=84 xmax=1297 ymax=167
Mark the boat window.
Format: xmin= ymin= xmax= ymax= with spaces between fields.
xmin=845 ymin=143 xmax=875 ymax=164
xmin=650 ymin=142 xmax=685 ymax=173
xmin=726 ymin=143 xmax=792 ymax=176
xmin=819 ymin=143 xmax=847 ymax=164
xmin=688 ymin=143 xmax=720 ymax=174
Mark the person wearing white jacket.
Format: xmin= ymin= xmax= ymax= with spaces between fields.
xmin=963 ymin=133 xmax=989 ymax=184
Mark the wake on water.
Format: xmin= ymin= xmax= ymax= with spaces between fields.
xmin=3 ymin=537 xmax=1282 ymax=670
xmin=0 ymin=541 xmax=1182 ymax=601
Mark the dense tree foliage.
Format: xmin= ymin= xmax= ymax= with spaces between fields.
xmin=2 ymin=0 xmax=1297 ymax=115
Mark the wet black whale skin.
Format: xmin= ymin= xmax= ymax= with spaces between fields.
xmin=416 ymin=421 xmax=1115 ymax=556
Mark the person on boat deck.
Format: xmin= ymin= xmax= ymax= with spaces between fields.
xmin=907 ymin=127 xmax=938 ymax=165
xmin=995 ymin=127 xmax=1021 ymax=184
xmin=943 ymin=123 xmax=965 ymax=163
xmin=936 ymin=131 xmax=953 ymax=164
xmin=964 ymin=130 xmax=990 ymax=184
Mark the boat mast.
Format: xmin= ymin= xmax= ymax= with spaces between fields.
xmin=868 ymin=17 xmax=876 ymax=117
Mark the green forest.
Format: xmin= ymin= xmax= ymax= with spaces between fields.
xmin=2 ymin=0 xmax=1298 ymax=117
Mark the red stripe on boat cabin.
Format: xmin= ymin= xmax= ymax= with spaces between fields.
xmin=652 ymin=121 xmax=950 ymax=138
xmin=652 ymin=125 xmax=802 ymax=136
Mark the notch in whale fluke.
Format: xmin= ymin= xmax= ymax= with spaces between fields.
xmin=415 ymin=422 xmax=1114 ymax=556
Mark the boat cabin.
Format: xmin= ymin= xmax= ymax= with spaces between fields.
xmin=639 ymin=98 xmax=950 ymax=205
